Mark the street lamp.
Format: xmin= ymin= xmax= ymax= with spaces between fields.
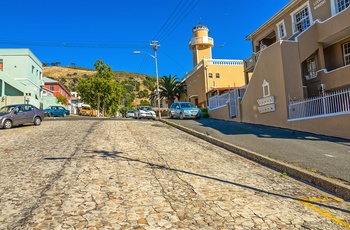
xmin=133 ymin=40 xmax=161 ymax=119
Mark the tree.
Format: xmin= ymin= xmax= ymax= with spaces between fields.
xmin=56 ymin=95 xmax=68 ymax=105
xmin=76 ymin=60 xmax=123 ymax=116
xmin=140 ymin=100 xmax=150 ymax=106
xmin=143 ymin=76 xmax=156 ymax=91
xmin=158 ymin=74 xmax=187 ymax=107
xmin=138 ymin=89 xmax=149 ymax=98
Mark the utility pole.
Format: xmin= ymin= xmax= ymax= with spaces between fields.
xmin=150 ymin=40 xmax=161 ymax=119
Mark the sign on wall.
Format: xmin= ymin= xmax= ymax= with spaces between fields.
xmin=257 ymin=80 xmax=276 ymax=113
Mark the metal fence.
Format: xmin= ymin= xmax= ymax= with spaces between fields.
xmin=208 ymin=88 xmax=246 ymax=118
xmin=289 ymin=87 xmax=350 ymax=120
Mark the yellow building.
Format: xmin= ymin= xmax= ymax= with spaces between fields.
xmin=180 ymin=25 xmax=245 ymax=110
xmin=239 ymin=0 xmax=350 ymax=139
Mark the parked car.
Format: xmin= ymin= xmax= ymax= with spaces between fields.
xmin=135 ymin=106 xmax=156 ymax=120
xmin=0 ymin=104 xmax=44 ymax=129
xmin=44 ymin=106 xmax=70 ymax=117
xmin=169 ymin=102 xmax=202 ymax=119
xmin=126 ymin=110 xmax=135 ymax=118
xmin=79 ymin=105 xmax=95 ymax=116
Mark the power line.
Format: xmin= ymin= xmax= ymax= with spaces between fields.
xmin=0 ymin=39 xmax=148 ymax=49
xmin=159 ymin=0 xmax=201 ymax=43
xmin=135 ymin=0 xmax=201 ymax=76
xmin=157 ymin=0 xmax=201 ymax=43
xmin=152 ymin=0 xmax=185 ymax=40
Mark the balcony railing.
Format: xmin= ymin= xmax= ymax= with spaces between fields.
xmin=243 ymin=51 xmax=261 ymax=72
xmin=288 ymin=87 xmax=350 ymax=120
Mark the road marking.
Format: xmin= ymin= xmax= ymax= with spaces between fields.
xmin=298 ymin=197 xmax=350 ymax=229
xmin=324 ymin=154 xmax=335 ymax=158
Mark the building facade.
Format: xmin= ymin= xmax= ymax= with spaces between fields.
xmin=180 ymin=24 xmax=245 ymax=108
xmin=43 ymin=77 xmax=71 ymax=106
xmin=0 ymin=49 xmax=44 ymax=108
xmin=239 ymin=0 xmax=350 ymax=139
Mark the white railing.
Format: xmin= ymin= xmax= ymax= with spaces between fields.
xmin=206 ymin=59 xmax=243 ymax=66
xmin=208 ymin=87 xmax=246 ymax=118
xmin=209 ymin=93 xmax=229 ymax=108
xmin=289 ymin=87 xmax=350 ymax=120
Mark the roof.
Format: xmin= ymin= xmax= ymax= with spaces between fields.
xmin=192 ymin=24 xmax=209 ymax=33
xmin=43 ymin=77 xmax=58 ymax=83
xmin=246 ymin=0 xmax=301 ymax=40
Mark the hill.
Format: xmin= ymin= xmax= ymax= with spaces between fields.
xmin=43 ymin=66 xmax=153 ymax=90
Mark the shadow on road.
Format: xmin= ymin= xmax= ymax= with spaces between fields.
xmin=170 ymin=118 xmax=350 ymax=145
xmin=88 ymin=149 xmax=350 ymax=213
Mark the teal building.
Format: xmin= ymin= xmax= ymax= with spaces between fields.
xmin=0 ymin=48 xmax=44 ymax=108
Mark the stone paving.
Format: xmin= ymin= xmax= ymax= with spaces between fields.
xmin=0 ymin=119 xmax=349 ymax=229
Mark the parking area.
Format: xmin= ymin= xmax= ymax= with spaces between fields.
xmin=0 ymin=119 xmax=349 ymax=229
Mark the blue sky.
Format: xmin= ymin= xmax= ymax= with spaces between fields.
xmin=1 ymin=0 xmax=290 ymax=78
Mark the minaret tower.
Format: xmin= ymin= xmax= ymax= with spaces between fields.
xmin=189 ymin=24 xmax=214 ymax=66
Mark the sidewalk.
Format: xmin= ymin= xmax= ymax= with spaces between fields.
xmin=161 ymin=118 xmax=350 ymax=200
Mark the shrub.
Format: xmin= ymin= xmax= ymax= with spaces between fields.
xmin=201 ymin=108 xmax=209 ymax=118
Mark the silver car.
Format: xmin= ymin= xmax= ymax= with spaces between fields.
xmin=0 ymin=104 xmax=44 ymax=129
xmin=169 ymin=102 xmax=202 ymax=119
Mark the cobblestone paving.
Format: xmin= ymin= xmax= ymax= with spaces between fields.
xmin=0 ymin=119 xmax=349 ymax=229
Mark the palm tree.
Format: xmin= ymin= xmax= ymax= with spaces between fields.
xmin=159 ymin=74 xmax=187 ymax=108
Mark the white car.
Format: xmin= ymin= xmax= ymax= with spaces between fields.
xmin=125 ymin=110 xmax=134 ymax=118
xmin=135 ymin=106 xmax=156 ymax=120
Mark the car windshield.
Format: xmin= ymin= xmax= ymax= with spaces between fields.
xmin=0 ymin=106 xmax=15 ymax=113
xmin=139 ymin=107 xmax=152 ymax=111
xmin=180 ymin=103 xmax=195 ymax=108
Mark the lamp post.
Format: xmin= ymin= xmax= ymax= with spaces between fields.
xmin=133 ymin=40 xmax=161 ymax=119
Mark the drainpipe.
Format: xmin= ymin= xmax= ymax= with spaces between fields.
xmin=204 ymin=64 xmax=208 ymax=107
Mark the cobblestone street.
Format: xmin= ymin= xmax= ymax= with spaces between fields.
xmin=0 ymin=119 xmax=349 ymax=229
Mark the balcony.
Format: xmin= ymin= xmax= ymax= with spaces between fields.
xmin=243 ymin=51 xmax=260 ymax=72
xmin=189 ymin=37 xmax=214 ymax=48
xmin=317 ymin=6 xmax=350 ymax=47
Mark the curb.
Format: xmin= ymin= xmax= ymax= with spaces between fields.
xmin=161 ymin=119 xmax=350 ymax=200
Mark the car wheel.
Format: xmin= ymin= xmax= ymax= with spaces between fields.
xmin=48 ymin=113 xmax=52 ymax=117
xmin=169 ymin=112 xmax=173 ymax=119
xmin=34 ymin=117 xmax=41 ymax=126
xmin=63 ymin=113 xmax=66 ymax=117
xmin=179 ymin=113 xmax=184 ymax=120
xmin=3 ymin=119 xmax=12 ymax=129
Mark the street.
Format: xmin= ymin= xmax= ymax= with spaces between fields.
xmin=0 ymin=119 xmax=349 ymax=229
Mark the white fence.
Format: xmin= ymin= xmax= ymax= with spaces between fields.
xmin=208 ymin=88 xmax=246 ymax=118
xmin=289 ymin=88 xmax=350 ymax=120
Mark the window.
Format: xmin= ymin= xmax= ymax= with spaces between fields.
xmin=343 ymin=42 xmax=350 ymax=66
xmin=32 ymin=65 xmax=35 ymax=73
xmin=208 ymin=73 xmax=213 ymax=78
xmin=50 ymin=85 xmax=54 ymax=91
xmin=294 ymin=7 xmax=310 ymax=32
xmin=306 ymin=57 xmax=317 ymax=79
xmin=277 ymin=20 xmax=286 ymax=39
xmin=336 ymin=0 xmax=350 ymax=13
xmin=216 ymin=73 xmax=220 ymax=78
xmin=0 ymin=59 xmax=3 ymax=71
xmin=291 ymin=3 xmax=312 ymax=34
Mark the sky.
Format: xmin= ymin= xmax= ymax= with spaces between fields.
xmin=1 ymin=0 xmax=290 ymax=78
